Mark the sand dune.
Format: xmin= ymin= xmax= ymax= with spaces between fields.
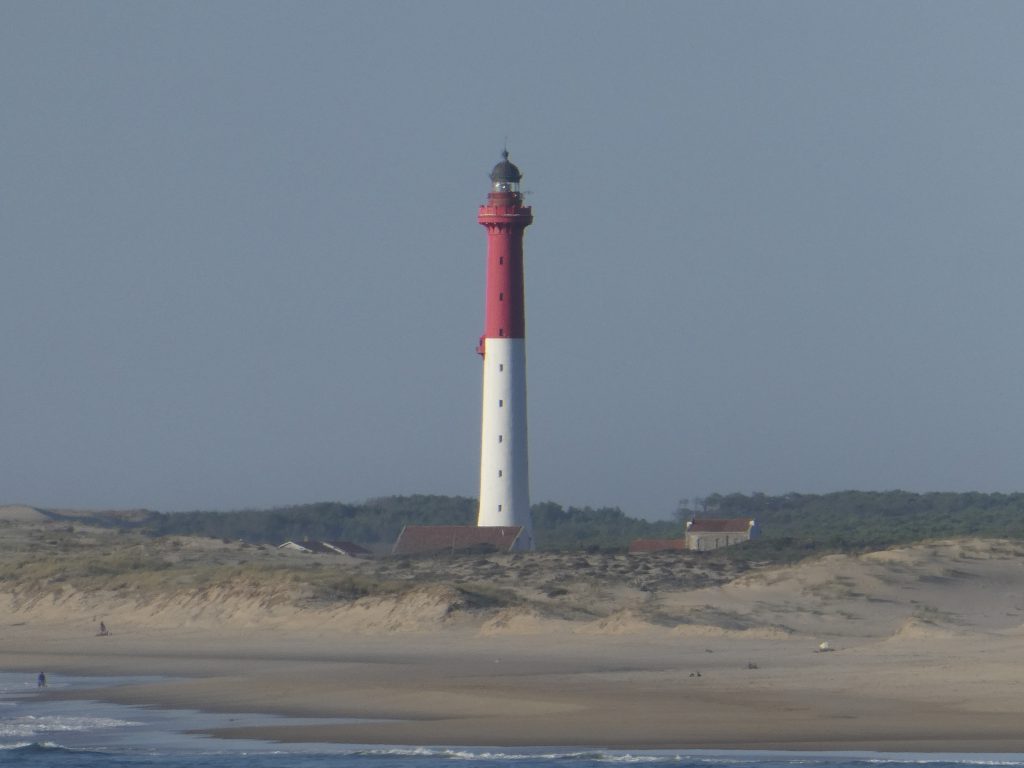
xmin=0 ymin=505 xmax=50 ymax=523
xmin=3 ymin=521 xmax=1023 ymax=639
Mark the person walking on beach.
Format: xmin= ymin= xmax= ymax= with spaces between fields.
xmin=99 ymin=621 xmax=109 ymax=636
xmin=37 ymin=672 xmax=46 ymax=688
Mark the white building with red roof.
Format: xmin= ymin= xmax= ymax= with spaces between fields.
xmin=684 ymin=518 xmax=760 ymax=551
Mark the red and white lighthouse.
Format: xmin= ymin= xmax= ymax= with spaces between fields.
xmin=476 ymin=151 xmax=534 ymax=550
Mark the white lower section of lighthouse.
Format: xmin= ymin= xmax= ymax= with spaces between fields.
xmin=478 ymin=337 xmax=533 ymax=549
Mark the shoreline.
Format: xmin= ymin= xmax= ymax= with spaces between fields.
xmin=6 ymin=625 xmax=1024 ymax=753
xmin=8 ymin=672 xmax=1024 ymax=758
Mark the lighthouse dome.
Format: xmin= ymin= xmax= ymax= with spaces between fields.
xmin=489 ymin=150 xmax=522 ymax=188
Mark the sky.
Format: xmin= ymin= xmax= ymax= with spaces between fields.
xmin=2 ymin=2 xmax=1024 ymax=520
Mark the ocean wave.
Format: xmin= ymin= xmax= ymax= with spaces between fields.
xmin=858 ymin=762 xmax=1024 ymax=767
xmin=345 ymin=747 xmax=686 ymax=762
xmin=0 ymin=713 xmax=143 ymax=738
xmin=0 ymin=741 xmax=85 ymax=753
xmin=334 ymin=750 xmax=1024 ymax=768
xmin=680 ymin=758 xmax=1024 ymax=768
xmin=0 ymin=741 xmax=35 ymax=750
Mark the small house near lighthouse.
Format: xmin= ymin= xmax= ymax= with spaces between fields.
xmin=476 ymin=151 xmax=535 ymax=550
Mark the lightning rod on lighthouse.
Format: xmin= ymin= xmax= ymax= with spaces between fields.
xmin=476 ymin=151 xmax=534 ymax=550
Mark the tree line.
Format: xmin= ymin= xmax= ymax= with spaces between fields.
xmin=115 ymin=490 xmax=1024 ymax=560
xmin=679 ymin=490 xmax=1024 ymax=561
xmin=137 ymin=495 xmax=675 ymax=553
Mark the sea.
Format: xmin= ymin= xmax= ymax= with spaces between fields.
xmin=3 ymin=672 xmax=1022 ymax=768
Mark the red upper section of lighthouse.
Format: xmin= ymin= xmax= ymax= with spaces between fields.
xmin=478 ymin=153 xmax=532 ymax=354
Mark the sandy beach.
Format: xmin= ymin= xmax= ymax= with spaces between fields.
xmin=3 ymin=510 xmax=1024 ymax=751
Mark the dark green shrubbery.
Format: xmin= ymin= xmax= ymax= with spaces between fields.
xmin=86 ymin=490 xmax=1024 ymax=563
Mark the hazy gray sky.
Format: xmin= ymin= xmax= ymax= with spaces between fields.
xmin=3 ymin=2 xmax=1023 ymax=518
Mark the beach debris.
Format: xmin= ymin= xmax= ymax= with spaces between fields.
xmin=817 ymin=640 xmax=833 ymax=652
xmin=747 ymin=662 xmax=759 ymax=669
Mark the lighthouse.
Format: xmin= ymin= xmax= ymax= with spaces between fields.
xmin=476 ymin=151 xmax=534 ymax=550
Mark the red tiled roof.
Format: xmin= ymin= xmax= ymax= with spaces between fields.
xmin=628 ymin=538 xmax=688 ymax=554
xmin=686 ymin=518 xmax=754 ymax=533
xmin=392 ymin=525 xmax=522 ymax=556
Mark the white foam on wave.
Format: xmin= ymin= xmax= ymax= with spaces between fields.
xmin=0 ymin=713 xmax=143 ymax=738
xmin=860 ymin=761 xmax=1024 ymax=766
xmin=347 ymin=747 xmax=1024 ymax=764
xmin=679 ymin=752 xmax=1024 ymax=767
xmin=0 ymin=740 xmax=65 ymax=751
xmin=356 ymin=751 xmax=1024 ymax=768
xmin=347 ymin=746 xmax=684 ymax=762
xmin=0 ymin=741 xmax=34 ymax=750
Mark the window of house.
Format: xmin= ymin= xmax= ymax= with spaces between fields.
xmin=498 ymin=399 xmax=503 ymax=407
xmin=498 ymin=435 xmax=503 ymax=443
xmin=498 ymin=470 xmax=502 ymax=477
